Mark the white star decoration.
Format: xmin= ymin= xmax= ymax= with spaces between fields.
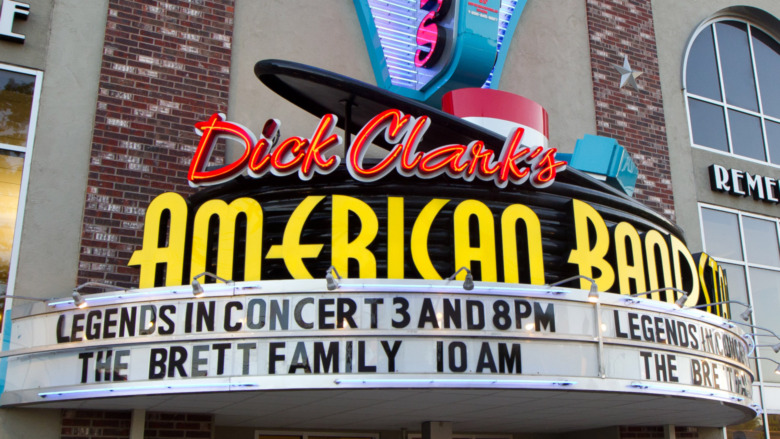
xmin=612 ymin=55 xmax=642 ymax=91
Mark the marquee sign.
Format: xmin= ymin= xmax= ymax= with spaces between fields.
xmin=353 ymin=0 xmax=526 ymax=105
xmin=0 ymin=281 xmax=754 ymax=411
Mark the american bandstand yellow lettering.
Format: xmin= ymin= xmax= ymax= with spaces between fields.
xmin=128 ymin=193 xmax=729 ymax=312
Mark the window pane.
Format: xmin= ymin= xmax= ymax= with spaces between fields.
xmin=687 ymin=25 xmax=722 ymax=100
xmin=689 ymin=98 xmax=728 ymax=151
xmin=728 ymin=109 xmax=765 ymax=160
xmin=716 ymin=21 xmax=759 ymax=111
xmin=748 ymin=268 xmax=780 ymax=383
xmin=752 ymin=27 xmax=780 ymax=119
xmin=742 ymin=217 xmax=780 ymax=267
xmin=0 ymin=150 xmax=23 ymax=286
xmin=0 ymin=70 xmax=35 ymax=148
xmin=720 ymin=262 xmax=747 ymax=306
xmin=701 ymin=208 xmax=743 ymax=261
xmin=767 ymin=120 xmax=780 ymax=165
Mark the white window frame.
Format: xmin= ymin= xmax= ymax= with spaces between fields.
xmin=698 ymin=202 xmax=780 ymax=436
xmin=683 ymin=18 xmax=780 ymax=167
xmin=0 ymin=62 xmax=43 ymax=311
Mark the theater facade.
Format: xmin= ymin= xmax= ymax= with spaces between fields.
xmin=0 ymin=1 xmax=779 ymax=438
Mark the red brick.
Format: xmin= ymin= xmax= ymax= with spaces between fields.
xmin=77 ymin=0 xmax=234 ymax=289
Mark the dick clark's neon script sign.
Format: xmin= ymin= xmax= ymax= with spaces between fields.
xmin=187 ymin=109 xmax=567 ymax=189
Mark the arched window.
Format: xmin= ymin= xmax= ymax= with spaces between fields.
xmin=685 ymin=18 xmax=780 ymax=164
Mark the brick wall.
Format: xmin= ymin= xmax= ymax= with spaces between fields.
xmin=77 ymin=0 xmax=234 ymax=289
xmin=61 ymin=410 xmax=131 ymax=439
xmin=145 ymin=412 xmax=213 ymax=439
xmin=60 ymin=410 xmax=213 ymax=439
xmin=585 ymin=0 xmax=674 ymax=220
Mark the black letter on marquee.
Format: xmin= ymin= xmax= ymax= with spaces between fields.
xmin=533 ymin=303 xmax=555 ymax=332
xmin=294 ymin=297 xmax=314 ymax=329
xmin=392 ymin=297 xmax=410 ymax=328
xmin=168 ymin=346 xmax=188 ymax=378
xmin=158 ymin=305 xmax=176 ymax=335
xmin=119 ymin=307 xmax=137 ymax=337
xmin=499 ymin=343 xmax=521 ymax=373
xmin=212 ymin=343 xmax=231 ymax=376
xmin=57 ymin=315 xmax=70 ymax=343
xmin=237 ymin=343 xmax=256 ymax=375
xmin=476 ymin=343 xmax=497 ymax=373
xmin=196 ymin=301 xmax=216 ymax=333
xmin=79 ymin=352 xmax=94 ymax=383
xmin=224 ymin=301 xmax=243 ymax=332
xmin=337 ymin=298 xmax=358 ymax=328
xmin=418 ymin=298 xmax=439 ymax=329
xmin=381 ymin=340 xmax=402 ymax=372
xmin=365 ymin=298 xmax=383 ymax=329
xmin=314 ymin=342 xmax=339 ymax=373
xmin=319 ymin=298 xmax=335 ymax=329
xmin=466 ymin=300 xmax=484 ymax=330
xmin=449 ymin=342 xmax=467 ymax=372
xmin=149 ymin=348 xmax=167 ymax=379
xmin=269 ymin=342 xmax=285 ymax=374
xmin=358 ymin=340 xmax=377 ymax=372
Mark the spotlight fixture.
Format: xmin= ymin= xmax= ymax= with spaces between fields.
xmin=191 ymin=272 xmax=234 ymax=298
xmin=548 ymin=275 xmax=598 ymax=302
xmin=631 ymin=287 xmax=688 ymax=308
xmin=762 ymin=343 xmax=780 ymax=354
xmin=68 ymin=281 xmax=124 ymax=309
xmin=749 ymin=356 xmax=780 ymax=375
xmin=731 ymin=322 xmax=780 ymax=340
xmin=687 ymin=300 xmax=752 ymax=321
xmin=448 ymin=267 xmax=474 ymax=291
xmin=72 ymin=291 xmax=87 ymax=309
xmin=325 ymin=266 xmax=342 ymax=291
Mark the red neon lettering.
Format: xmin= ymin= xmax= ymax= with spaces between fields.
xmin=188 ymin=108 xmax=566 ymax=189
xmin=248 ymin=138 xmax=272 ymax=176
xmin=400 ymin=116 xmax=429 ymax=173
xmin=301 ymin=114 xmax=340 ymax=179
xmin=497 ymin=128 xmax=531 ymax=186
xmin=467 ymin=141 xmax=499 ymax=179
xmin=349 ymin=109 xmax=411 ymax=181
xmin=271 ymin=137 xmax=308 ymax=174
xmin=532 ymin=148 xmax=567 ymax=188
xmin=188 ymin=113 xmax=255 ymax=187
xmin=418 ymin=144 xmax=468 ymax=176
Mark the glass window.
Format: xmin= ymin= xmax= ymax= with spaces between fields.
xmin=728 ymin=109 xmax=765 ymax=160
xmin=716 ymin=21 xmax=759 ymax=111
xmin=749 ymin=267 xmax=780 ymax=383
xmin=0 ymin=64 xmax=41 ymax=333
xmin=742 ymin=217 xmax=780 ymax=267
xmin=0 ymin=69 xmax=36 ymax=149
xmin=689 ymin=99 xmax=728 ymax=151
xmin=700 ymin=206 xmax=780 ymax=387
xmin=701 ymin=208 xmax=743 ymax=261
xmin=767 ymin=120 xmax=780 ymax=164
xmin=686 ymin=26 xmax=721 ymax=100
xmin=0 ymin=150 xmax=23 ymax=285
xmin=753 ymin=28 xmax=780 ymax=119
xmin=686 ymin=19 xmax=780 ymax=165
